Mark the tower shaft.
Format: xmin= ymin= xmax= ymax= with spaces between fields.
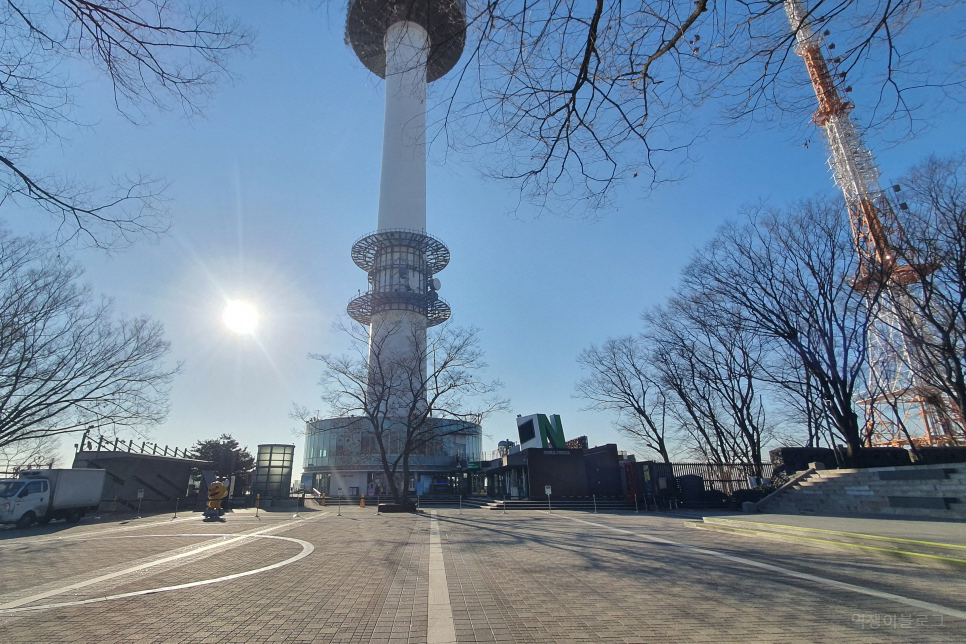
xmin=346 ymin=0 xmax=465 ymax=415
xmin=370 ymin=21 xmax=431 ymax=398
xmin=378 ymin=21 xmax=429 ymax=233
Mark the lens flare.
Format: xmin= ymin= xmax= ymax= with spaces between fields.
xmin=222 ymin=300 xmax=258 ymax=335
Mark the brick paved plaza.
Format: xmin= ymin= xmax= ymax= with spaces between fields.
xmin=1 ymin=507 xmax=964 ymax=643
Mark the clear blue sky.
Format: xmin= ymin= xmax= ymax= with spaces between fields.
xmin=11 ymin=2 xmax=963 ymax=466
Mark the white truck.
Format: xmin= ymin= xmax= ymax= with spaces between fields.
xmin=0 ymin=469 xmax=106 ymax=529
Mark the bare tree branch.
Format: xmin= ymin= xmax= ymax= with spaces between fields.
xmin=0 ymin=1 xmax=251 ymax=248
xmin=575 ymin=336 xmax=673 ymax=463
xmin=679 ymin=197 xmax=880 ymax=455
xmin=0 ymin=228 xmax=179 ymax=450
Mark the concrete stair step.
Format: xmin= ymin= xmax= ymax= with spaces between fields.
xmin=759 ymin=463 xmax=966 ymax=518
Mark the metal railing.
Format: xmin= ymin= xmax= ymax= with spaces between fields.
xmin=76 ymin=430 xmax=192 ymax=459
xmin=648 ymin=462 xmax=774 ymax=495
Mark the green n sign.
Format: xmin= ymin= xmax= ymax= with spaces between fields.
xmin=537 ymin=414 xmax=566 ymax=449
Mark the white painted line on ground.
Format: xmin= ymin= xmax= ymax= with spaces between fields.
xmin=0 ymin=512 xmax=317 ymax=548
xmin=0 ymin=535 xmax=314 ymax=614
xmin=556 ymin=514 xmax=966 ymax=621
xmin=0 ymin=512 xmax=327 ymax=613
xmin=428 ymin=510 xmax=457 ymax=644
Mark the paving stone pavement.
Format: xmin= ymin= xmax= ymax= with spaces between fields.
xmin=1 ymin=507 xmax=963 ymax=643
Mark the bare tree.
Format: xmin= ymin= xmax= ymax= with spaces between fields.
xmin=0 ymin=229 xmax=179 ymax=450
xmin=680 ymin=198 xmax=880 ymax=456
xmin=0 ymin=1 xmax=250 ymax=248
xmin=0 ymin=436 xmax=60 ymax=474
xmin=641 ymin=298 xmax=773 ymax=475
xmin=426 ymin=0 xmax=964 ymax=210
xmin=303 ymin=319 xmax=507 ymax=505
xmin=764 ymin=351 xmax=839 ymax=451
xmin=575 ymin=336 xmax=672 ymax=463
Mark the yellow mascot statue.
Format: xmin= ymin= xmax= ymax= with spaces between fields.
xmin=203 ymin=481 xmax=229 ymax=522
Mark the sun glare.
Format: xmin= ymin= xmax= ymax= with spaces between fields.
xmin=223 ymin=300 xmax=259 ymax=335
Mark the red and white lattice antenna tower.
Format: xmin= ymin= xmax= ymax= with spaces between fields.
xmin=784 ymin=0 xmax=960 ymax=446
xmin=783 ymin=0 xmax=907 ymax=285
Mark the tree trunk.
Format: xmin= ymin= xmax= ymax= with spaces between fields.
xmin=401 ymin=451 xmax=412 ymax=508
xmin=657 ymin=437 xmax=671 ymax=464
xmin=838 ymin=408 xmax=864 ymax=461
xmin=380 ymin=451 xmax=402 ymax=504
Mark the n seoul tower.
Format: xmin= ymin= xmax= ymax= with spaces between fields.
xmin=345 ymin=0 xmax=466 ymax=392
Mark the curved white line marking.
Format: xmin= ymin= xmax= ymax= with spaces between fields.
xmin=0 ymin=534 xmax=314 ymax=614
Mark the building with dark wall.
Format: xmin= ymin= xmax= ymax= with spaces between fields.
xmin=482 ymin=444 xmax=623 ymax=500
xmin=525 ymin=449 xmax=588 ymax=498
xmin=584 ymin=444 xmax=623 ymax=497
xmin=73 ymin=450 xmax=215 ymax=513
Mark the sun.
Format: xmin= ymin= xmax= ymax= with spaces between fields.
xmin=222 ymin=300 xmax=259 ymax=335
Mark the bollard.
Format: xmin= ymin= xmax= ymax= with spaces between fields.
xmin=593 ymin=494 xmax=597 ymax=514
xmin=321 ymin=493 xmax=326 ymax=507
xmin=255 ymin=494 xmax=260 ymax=518
xmin=174 ymin=498 xmax=179 ymax=519
xmin=502 ymin=494 xmax=506 ymax=515
xmin=337 ymin=494 xmax=341 ymax=516
xmin=360 ymin=494 xmax=365 ymax=509
xmin=459 ymin=496 xmax=462 ymax=515
xmin=547 ymin=493 xmax=552 ymax=515
xmin=634 ymin=495 xmax=639 ymax=513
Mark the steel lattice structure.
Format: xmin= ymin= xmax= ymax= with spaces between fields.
xmin=785 ymin=0 xmax=962 ymax=447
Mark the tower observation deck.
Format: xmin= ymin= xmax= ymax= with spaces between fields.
xmin=345 ymin=0 xmax=466 ymax=399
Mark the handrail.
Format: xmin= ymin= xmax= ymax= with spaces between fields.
xmin=752 ymin=467 xmax=818 ymax=512
xmin=75 ymin=429 xmax=192 ymax=460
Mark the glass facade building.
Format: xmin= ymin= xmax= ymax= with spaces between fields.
xmin=251 ymin=444 xmax=295 ymax=498
xmin=302 ymin=416 xmax=482 ymax=496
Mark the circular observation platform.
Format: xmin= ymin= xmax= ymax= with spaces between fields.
xmin=347 ymin=290 xmax=452 ymax=327
xmin=346 ymin=0 xmax=466 ymax=82
xmin=351 ymin=229 xmax=451 ymax=274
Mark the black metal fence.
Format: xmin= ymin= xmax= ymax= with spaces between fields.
xmin=672 ymin=462 xmax=773 ymax=494
xmin=645 ymin=461 xmax=774 ymax=497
